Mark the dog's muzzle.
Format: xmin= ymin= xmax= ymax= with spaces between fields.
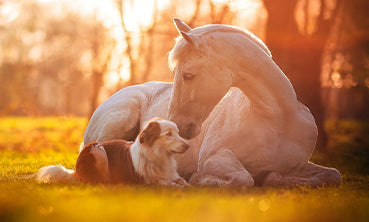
xmin=171 ymin=142 xmax=189 ymax=154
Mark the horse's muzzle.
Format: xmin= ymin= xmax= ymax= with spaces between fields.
xmin=178 ymin=121 xmax=201 ymax=139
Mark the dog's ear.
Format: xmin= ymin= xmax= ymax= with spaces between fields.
xmin=139 ymin=121 xmax=161 ymax=146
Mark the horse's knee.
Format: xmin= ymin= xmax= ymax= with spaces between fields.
xmin=262 ymin=172 xmax=283 ymax=186
xmin=189 ymin=172 xmax=254 ymax=187
xmin=195 ymin=147 xmax=254 ymax=186
xmin=263 ymin=168 xmax=342 ymax=187
xmin=189 ymin=173 xmax=225 ymax=186
xmin=228 ymin=173 xmax=254 ymax=187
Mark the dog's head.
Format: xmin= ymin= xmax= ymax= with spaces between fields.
xmin=139 ymin=118 xmax=189 ymax=154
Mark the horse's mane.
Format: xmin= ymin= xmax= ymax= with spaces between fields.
xmin=168 ymin=24 xmax=272 ymax=72
xmin=192 ymin=24 xmax=272 ymax=58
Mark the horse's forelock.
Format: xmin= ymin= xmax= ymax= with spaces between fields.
xmin=168 ymin=38 xmax=204 ymax=74
xmin=169 ymin=34 xmax=216 ymax=74
xmin=168 ymin=38 xmax=187 ymax=73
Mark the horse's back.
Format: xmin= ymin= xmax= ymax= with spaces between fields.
xmin=84 ymin=81 xmax=173 ymax=144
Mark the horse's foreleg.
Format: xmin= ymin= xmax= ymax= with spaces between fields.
xmin=262 ymin=162 xmax=342 ymax=187
xmin=189 ymin=148 xmax=254 ymax=187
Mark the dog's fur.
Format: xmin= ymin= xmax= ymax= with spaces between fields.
xmin=36 ymin=118 xmax=189 ymax=186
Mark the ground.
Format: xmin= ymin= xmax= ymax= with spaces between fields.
xmin=0 ymin=117 xmax=368 ymax=222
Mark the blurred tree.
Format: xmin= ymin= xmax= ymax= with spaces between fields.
xmin=88 ymin=15 xmax=116 ymax=118
xmin=208 ymin=0 xmax=235 ymax=24
xmin=324 ymin=0 xmax=369 ymax=119
xmin=261 ymin=0 xmax=342 ymax=150
xmin=0 ymin=0 xmax=44 ymax=115
xmin=38 ymin=11 xmax=92 ymax=114
xmin=115 ymin=0 xmax=137 ymax=84
xmin=113 ymin=0 xmax=238 ymax=87
xmin=115 ymin=0 xmax=159 ymax=84
xmin=0 ymin=0 xmax=115 ymax=116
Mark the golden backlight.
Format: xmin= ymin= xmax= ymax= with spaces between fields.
xmin=32 ymin=0 xmax=260 ymax=85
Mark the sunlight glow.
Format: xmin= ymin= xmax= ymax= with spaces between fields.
xmin=122 ymin=0 xmax=169 ymax=31
xmin=0 ymin=2 xmax=19 ymax=24
xmin=331 ymin=72 xmax=343 ymax=88
xmin=105 ymin=68 xmax=131 ymax=87
xmin=105 ymin=72 xmax=120 ymax=87
xmin=118 ymin=69 xmax=131 ymax=82
xmin=365 ymin=78 xmax=369 ymax=88
xmin=33 ymin=0 xmax=258 ymax=86
xmin=258 ymin=198 xmax=271 ymax=212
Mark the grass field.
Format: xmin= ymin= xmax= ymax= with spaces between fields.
xmin=0 ymin=117 xmax=368 ymax=222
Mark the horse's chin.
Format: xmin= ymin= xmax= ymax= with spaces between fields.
xmin=169 ymin=115 xmax=201 ymax=139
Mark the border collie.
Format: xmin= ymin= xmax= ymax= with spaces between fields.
xmin=36 ymin=118 xmax=189 ymax=187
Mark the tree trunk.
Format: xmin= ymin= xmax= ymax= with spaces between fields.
xmin=88 ymin=70 xmax=103 ymax=118
xmin=262 ymin=0 xmax=337 ymax=149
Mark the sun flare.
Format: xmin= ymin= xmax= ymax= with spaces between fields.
xmin=122 ymin=0 xmax=170 ymax=31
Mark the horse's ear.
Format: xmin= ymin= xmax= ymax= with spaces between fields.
xmin=173 ymin=17 xmax=195 ymax=45
xmin=173 ymin=17 xmax=192 ymax=33
xmin=180 ymin=31 xmax=194 ymax=45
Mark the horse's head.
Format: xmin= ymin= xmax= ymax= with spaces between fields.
xmin=168 ymin=18 xmax=235 ymax=139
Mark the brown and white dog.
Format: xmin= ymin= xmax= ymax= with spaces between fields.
xmin=36 ymin=118 xmax=189 ymax=187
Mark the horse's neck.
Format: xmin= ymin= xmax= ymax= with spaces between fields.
xmin=233 ymin=55 xmax=298 ymax=117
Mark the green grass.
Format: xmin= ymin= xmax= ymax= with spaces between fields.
xmin=0 ymin=117 xmax=369 ymax=222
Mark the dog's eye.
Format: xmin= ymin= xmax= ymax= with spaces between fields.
xmin=165 ymin=131 xmax=172 ymax=136
xmin=183 ymin=72 xmax=195 ymax=81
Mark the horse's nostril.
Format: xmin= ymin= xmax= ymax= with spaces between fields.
xmin=188 ymin=122 xmax=195 ymax=130
xmin=178 ymin=120 xmax=200 ymax=139
xmin=186 ymin=122 xmax=198 ymax=134
xmin=183 ymin=143 xmax=189 ymax=150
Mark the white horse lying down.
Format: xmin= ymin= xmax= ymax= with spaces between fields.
xmin=84 ymin=18 xmax=342 ymax=187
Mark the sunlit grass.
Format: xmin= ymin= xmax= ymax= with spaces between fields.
xmin=0 ymin=117 xmax=368 ymax=221
xmin=0 ymin=116 xmax=86 ymax=152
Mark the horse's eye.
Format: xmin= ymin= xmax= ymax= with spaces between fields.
xmin=183 ymin=73 xmax=195 ymax=81
xmin=165 ymin=131 xmax=172 ymax=136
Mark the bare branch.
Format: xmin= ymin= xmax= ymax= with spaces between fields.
xmin=316 ymin=0 xmax=343 ymax=36
xmin=115 ymin=0 xmax=136 ymax=83
xmin=303 ymin=0 xmax=309 ymax=34
xmin=141 ymin=0 xmax=158 ymax=82
xmin=188 ymin=0 xmax=202 ymax=26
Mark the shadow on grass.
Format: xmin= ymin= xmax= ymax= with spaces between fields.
xmin=311 ymin=119 xmax=369 ymax=176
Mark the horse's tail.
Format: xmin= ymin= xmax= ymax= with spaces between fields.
xmin=36 ymin=165 xmax=78 ymax=184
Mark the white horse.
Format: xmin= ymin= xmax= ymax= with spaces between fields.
xmin=84 ymin=81 xmax=172 ymax=143
xmin=84 ymin=18 xmax=341 ymax=187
